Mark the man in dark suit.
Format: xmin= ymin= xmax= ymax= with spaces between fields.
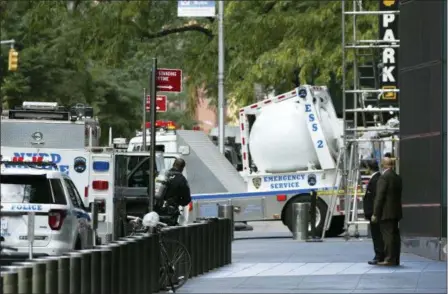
xmin=363 ymin=160 xmax=384 ymax=265
xmin=372 ymin=157 xmax=402 ymax=266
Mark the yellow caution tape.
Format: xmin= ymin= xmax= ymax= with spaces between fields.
xmin=317 ymin=189 xmax=366 ymax=196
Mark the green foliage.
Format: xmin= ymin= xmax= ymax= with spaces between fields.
xmin=1 ymin=0 xmax=379 ymax=139
xmin=184 ymin=0 xmax=380 ymax=109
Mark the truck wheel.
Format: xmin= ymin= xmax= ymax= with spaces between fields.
xmin=283 ymin=195 xmax=327 ymax=237
xmin=325 ymin=215 xmax=345 ymax=237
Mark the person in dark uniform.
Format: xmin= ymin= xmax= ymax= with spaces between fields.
xmin=156 ymin=158 xmax=192 ymax=225
xmin=363 ymin=160 xmax=384 ymax=265
xmin=372 ymin=157 xmax=402 ymax=266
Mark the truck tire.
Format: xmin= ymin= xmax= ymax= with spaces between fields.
xmin=282 ymin=195 xmax=327 ymax=237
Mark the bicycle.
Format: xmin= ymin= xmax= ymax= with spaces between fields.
xmin=127 ymin=212 xmax=192 ymax=293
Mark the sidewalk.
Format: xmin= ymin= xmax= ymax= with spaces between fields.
xmin=179 ymin=223 xmax=446 ymax=293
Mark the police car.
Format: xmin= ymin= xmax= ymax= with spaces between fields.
xmin=0 ymin=157 xmax=94 ymax=256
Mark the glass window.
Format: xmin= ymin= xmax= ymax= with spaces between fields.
xmin=127 ymin=156 xmax=143 ymax=173
xmin=67 ymin=180 xmax=85 ymax=210
xmin=155 ymin=152 xmax=166 ymax=173
xmin=164 ymin=157 xmax=176 ymax=172
xmin=1 ymin=175 xmax=54 ymax=204
xmin=225 ymin=150 xmax=233 ymax=163
xmin=127 ymin=157 xmax=162 ymax=187
xmin=49 ymin=179 xmax=68 ymax=204
xmin=128 ymin=159 xmax=150 ymax=187
xmin=64 ymin=179 xmax=81 ymax=208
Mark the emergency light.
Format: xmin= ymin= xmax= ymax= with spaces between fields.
xmin=92 ymin=161 xmax=110 ymax=172
xmin=145 ymin=120 xmax=177 ymax=130
xmin=22 ymin=101 xmax=58 ymax=110
xmin=92 ymin=180 xmax=109 ymax=190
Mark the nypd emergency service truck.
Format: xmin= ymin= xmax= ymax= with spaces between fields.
xmin=1 ymin=101 xmax=101 ymax=208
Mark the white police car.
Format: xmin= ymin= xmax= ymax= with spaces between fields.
xmin=0 ymin=157 xmax=94 ymax=256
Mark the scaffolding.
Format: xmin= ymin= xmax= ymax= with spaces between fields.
xmin=340 ymin=0 xmax=400 ymax=239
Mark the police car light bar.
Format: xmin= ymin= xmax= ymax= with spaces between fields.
xmin=22 ymin=101 xmax=58 ymax=110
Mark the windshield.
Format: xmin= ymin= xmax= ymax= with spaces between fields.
xmin=163 ymin=157 xmax=175 ymax=173
xmin=1 ymin=175 xmax=53 ymax=204
xmin=156 ymin=153 xmax=166 ymax=172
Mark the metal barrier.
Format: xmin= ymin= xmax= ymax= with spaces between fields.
xmin=292 ymin=202 xmax=310 ymax=241
xmin=1 ymin=218 xmax=232 ymax=294
xmin=218 ymin=204 xmax=234 ymax=240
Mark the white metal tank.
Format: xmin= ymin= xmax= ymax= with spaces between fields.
xmin=249 ymin=100 xmax=338 ymax=173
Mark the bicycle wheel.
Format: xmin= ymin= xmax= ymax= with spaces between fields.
xmin=159 ymin=239 xmax=192 ymax=292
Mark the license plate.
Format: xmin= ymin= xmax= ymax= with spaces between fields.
xmin=1 ymin=218 xmax=7 ymax=230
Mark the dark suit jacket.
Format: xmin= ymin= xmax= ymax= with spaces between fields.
xmin=373 ymin=169 xmax=403 ymax=221
xmin=363 ymin=172 xmax=380 ymax=218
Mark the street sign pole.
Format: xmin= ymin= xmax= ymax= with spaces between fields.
xmin=218 ymin=0 xmax=225 ymax=154
xmin=142 ymin=88 xmax=147 ymax=150
xmin=148 ymin=58 xmax=157 ymax=213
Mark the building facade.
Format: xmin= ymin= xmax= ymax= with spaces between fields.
xmin=399 ymin=0 xmax=447 ymax=260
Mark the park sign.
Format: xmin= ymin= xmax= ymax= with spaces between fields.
xmin=379 ymin=0 xmax=399 ymax=103
xmin=146 ymin=95 xmax=168 ymax=112
xmin=156 ymin=68 xmax=182 ymax=93
xmin=177 ymin=1 xmax=216 ymax=17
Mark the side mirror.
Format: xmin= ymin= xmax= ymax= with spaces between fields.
xmin=178 ymin=145 xmax=190 ymax=155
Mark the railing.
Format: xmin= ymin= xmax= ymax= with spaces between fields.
xmin=1 ymin=218 xmax=232 ymax=294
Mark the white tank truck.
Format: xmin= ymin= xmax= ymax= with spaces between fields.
xmin=191 ymin=85 xmax=398 ymax=237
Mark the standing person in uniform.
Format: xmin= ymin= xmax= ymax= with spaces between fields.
xmin=363 ymin=160 xmax=384 ymax=265
xmin=155 ymin=158 xmax=192 ymax=226
xmin=371 ymin=157 xmax=402 ymax=266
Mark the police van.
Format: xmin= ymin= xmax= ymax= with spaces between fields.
xmin=0 ymin=157 xmax=94 ymax=257
xmin=1 ymin=104 xmax=192 ymax=243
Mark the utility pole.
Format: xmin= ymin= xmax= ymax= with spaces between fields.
xmin=148 ymin=58 xmax=157 ymax=213
xmin=142 ymin=88 xmax=147 ymax=149
xmin=217 ymin=0 xmax=225 ymax=154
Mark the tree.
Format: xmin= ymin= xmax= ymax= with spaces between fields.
xmin=1 ymin=1 xmax=209 ymax=135
xmin=182 ymin=0 xmax=380 ymax=112
xmin=1 ymin=0 xmax=379 ymax=138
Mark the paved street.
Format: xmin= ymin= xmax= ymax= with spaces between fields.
xmin=178 ymin=221 xmax=447 ymax=293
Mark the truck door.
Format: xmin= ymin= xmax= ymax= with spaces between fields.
xmin=114 ymin=152 xmax=164 ymax=217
